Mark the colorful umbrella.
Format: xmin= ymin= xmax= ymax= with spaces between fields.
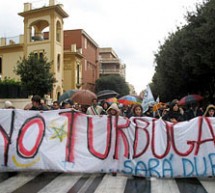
xmin=131 ymin=95 xmax=143 ymax=104
xmin=118 ymin=95 xmax=138 ymax=105
xmin=106 ymin=97 xmax=118 ymax=104
xmin=71 ymin=89 xmax=97 ymax=106
xmin=178 ymin=94 xmax=203 ymax=106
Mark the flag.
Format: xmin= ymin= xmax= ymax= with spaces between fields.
xmin=156 ymin=96 xmax=160 ymax=103
xmin=141 ymin=85 xmax=155 ymax=113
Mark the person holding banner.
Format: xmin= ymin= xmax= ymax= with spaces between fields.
xmin=130 ymin=103 xmax=147 ymax=179
xmin=184 ymin=103 xmax=204 ymax=120
xmin=86 ymin=98 xmax=104 ymax=115
xmin=143 ymin=105 xmax=154 ymax=117
xmin=29 ymin=95 xmax=49 ymax=111
xmin=204 ymin=104 xmax=215 ymax=117
xmin=100 ymin=101 xmax=110 ymax=115
xmin=106 ymin=102 xmax=121 ymax=116
xmin=162 ymin=100 xmax=185 ymax=123
xmin=51 ymin=101 xmax=60 ymax=110
xmin=106 ymin=103 xmax=121 ymax=176
xmin=3 ymin=100 xmax=15 ymax=109
xmin=131 ymin=104 xmax=144 ymax=117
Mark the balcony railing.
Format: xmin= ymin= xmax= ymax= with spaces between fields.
xmin=0 ymin=35 xmax=24 ymax=47
xmin=100 ymin=68 xmax=126 ymax=76
xmin=99 ymin=58 xmax=121 ymax=63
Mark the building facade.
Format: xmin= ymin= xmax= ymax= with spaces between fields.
xmin=0 ymin=0 xmax=100 ymax=100
xmin=99 ymin=47 xmax=126 ymax=78
xmin=64 ymin=30 xmax=99 ymax=91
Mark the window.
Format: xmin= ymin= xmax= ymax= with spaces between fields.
xmin=57 ymin=54 xmax=61 ymax=72
xmin=77 ymin=64 xmax=80 ymax=84
xmin=57 ymin=92 xmax=60 ymax=100
xmin=34 ymin=50 xmax=44 ymax=60
xmin=84 ymin=38 xmax=87 ymax=49
xmin=56 ymin=21 xmax=61 ymax=42
xmin=85 ymin=59 xmax=87 ymax=71
xmin=39 ymin=52 xmax=44 ymax=60
xmin=34 ymin=53 xmax=38 ymax=58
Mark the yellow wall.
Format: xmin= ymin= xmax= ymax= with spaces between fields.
xmin=1 ymin=50 xmax=23 ymax=80
xmin=63 ymin=54 xmax=82 ymax=91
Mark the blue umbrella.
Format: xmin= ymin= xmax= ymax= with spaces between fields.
xmin=58 ymin=89 xmax=78 ymax=103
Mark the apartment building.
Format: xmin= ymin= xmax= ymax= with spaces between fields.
xmin=99 ymin=47 xmax=126 ymax=78
xmin=64 ymin=30 xmax=99 ymax=91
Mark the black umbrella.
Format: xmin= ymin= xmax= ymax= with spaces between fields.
xmin=97 ymin=90 xmax=119 ymax=100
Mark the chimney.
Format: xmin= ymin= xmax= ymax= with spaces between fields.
xmin=19 ymin=35 xmax=24 ymax=44
xmin=24 ymin=3 xmax=32 ymax=11
xmin=77 ymin=48 xmax=82 ymax=54
xmin=49 ymin=0 xmax=56 ymax=6
xmin=0 ymin=38 xmax=6 ymax=46
xmin=71 ymin=44 xmax=77 ymax=52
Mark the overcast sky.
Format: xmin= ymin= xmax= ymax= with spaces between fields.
xmin=0 ymin=0 xmax=203 ymax=94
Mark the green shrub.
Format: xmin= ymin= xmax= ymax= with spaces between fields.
xmin=0 ymin=77 xmax=27 ymax=98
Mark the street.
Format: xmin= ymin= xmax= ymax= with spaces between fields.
xmin=0 ymin=172 xmax=214 ymax=193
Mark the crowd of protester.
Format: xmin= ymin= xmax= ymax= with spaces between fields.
xmin=2 ymin=94 xmax=214 ymax=178
xmin=2 ymin=95 xmax=215 ymax=123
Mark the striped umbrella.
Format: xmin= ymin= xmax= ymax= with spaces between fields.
xmin=118 ymin=95 xmax=138 ymax=105
xmin=106 ymin=97 xmax=118 ymax=104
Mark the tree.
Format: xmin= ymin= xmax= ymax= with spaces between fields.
xmin=14 ymin=53 xmax=56 ymax=97
xmin=95 ymin=75 xmax=129 ymax=97
xmin=152 ymin=0 xmax=215 ymax=103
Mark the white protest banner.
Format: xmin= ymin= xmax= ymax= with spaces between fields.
xmin=0 ymin=109 xmax=215 ymax=178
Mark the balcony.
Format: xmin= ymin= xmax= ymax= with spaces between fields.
xmin=99 ymin=58 xmax=121 ymax=64
xmin=100 ymin=68 xmax=123 ymax=76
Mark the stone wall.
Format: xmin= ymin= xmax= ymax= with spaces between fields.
xmin=0 ymin=98 xmax=31 ymax=109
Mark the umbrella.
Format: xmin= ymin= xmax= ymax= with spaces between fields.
xmin=71 ymin=89 xmax=97 ymax=105
xmin=131 ymin=95 xmax=143 ymax=104
xmin=118 ymin=95 xmax=138 ymax=105
xmin=178 ymin=94 xmax=203 ymax=106
xmin=97 ymin=90 xmax=119 ymax=100
xmin=58 ymin=89 xmax=78 ymax=103
xmin=106 ymin=97 xmax=118 ymax=104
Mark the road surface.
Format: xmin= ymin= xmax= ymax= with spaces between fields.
xmin=0 ymin=172 xmax=214 ymax=193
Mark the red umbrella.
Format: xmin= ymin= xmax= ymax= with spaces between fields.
xmin=178 ymin=94 xmax=203 ymax=106
xmin=71 ymin=89 xmax=97 ymax=106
